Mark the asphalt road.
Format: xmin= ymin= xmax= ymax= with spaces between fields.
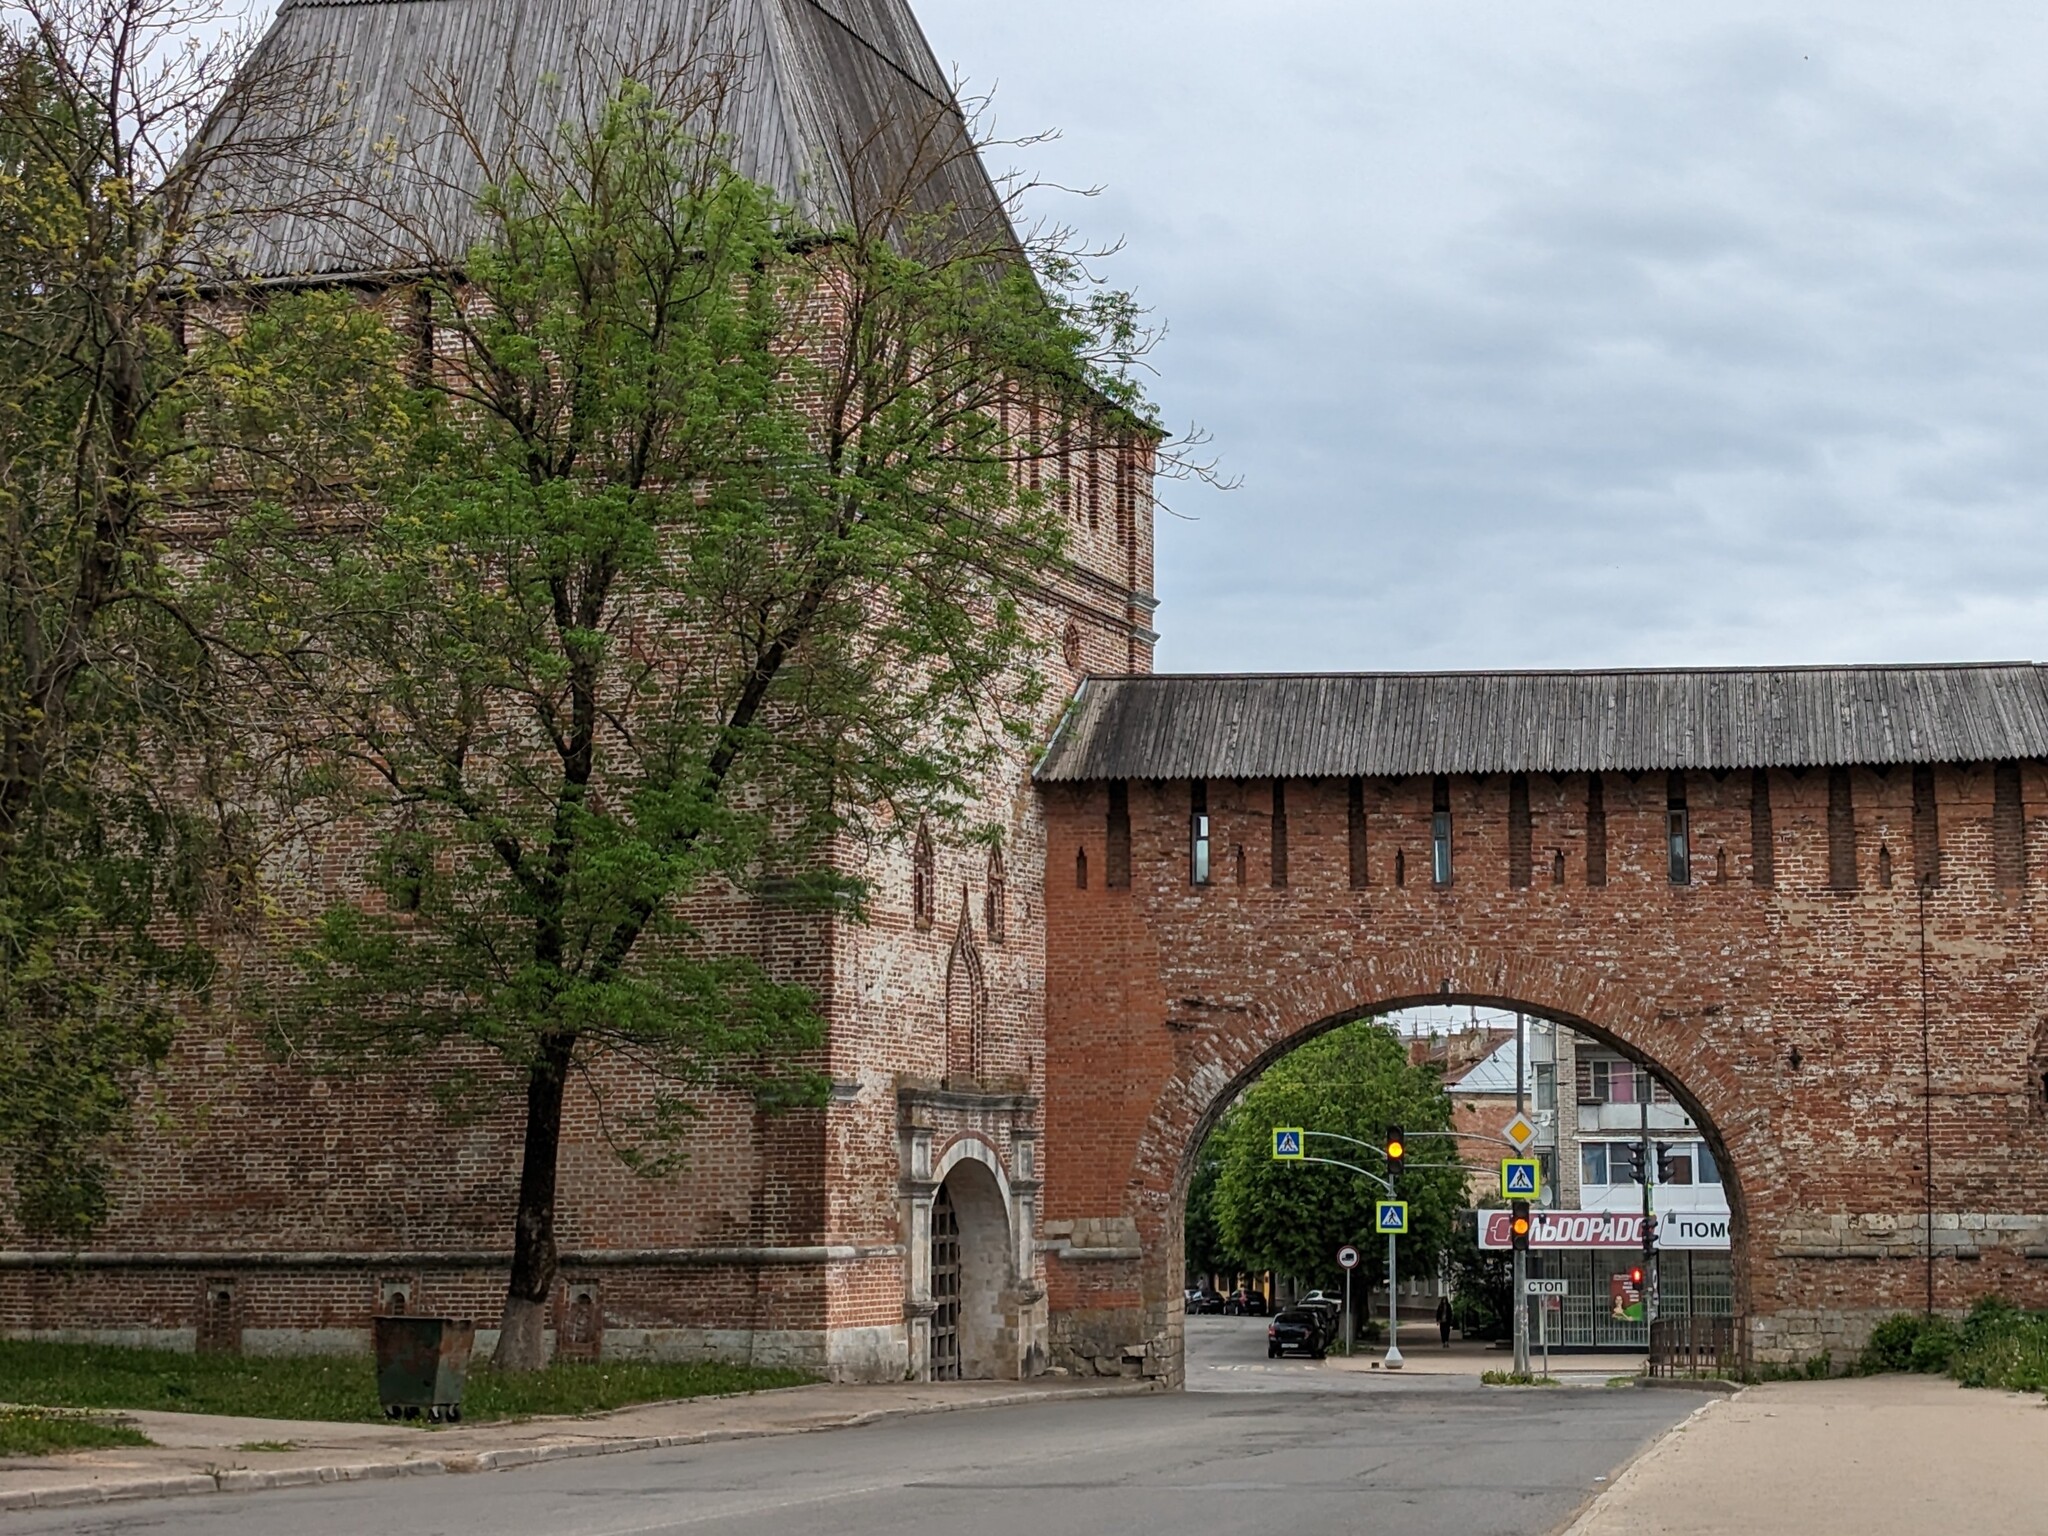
xmin=11 ymin=1323 xmax=1694 ymax=1536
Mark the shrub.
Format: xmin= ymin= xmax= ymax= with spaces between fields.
xmin=1860 ymin=1313 xmax=1925 ymax=1374
xmin=1860 ymin=1297 xmax=2048 ymax=1396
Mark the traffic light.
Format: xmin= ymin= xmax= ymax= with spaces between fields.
xmin=1642 ymin=1215 xmax=1658 ymax=1255
xmin=1627 ymin=1264 xmax=1645 ymax=1289
xmin=1509 ymin=1199 xmax=1532 ymax=1253
xmin=1624 ymin=1143 xmax=1646 ymax=1184
xmin=1656 ymin=1143 xmax=1681 ymax=1183
xmin=1384 ymin=1125 xmax=1406 ymax=1170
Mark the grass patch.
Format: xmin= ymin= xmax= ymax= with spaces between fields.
xmin=1605 ymin=1375 xmax=1640 ymax=1388
xmin=0 ymin=1408 xmax=151 ymax=1457
xmin=1480 ymin=1370 xmax=1560 ymax=1386
xmin=0 ymin=1340 xmax=814 ymax=1425
xmin=237 ymin=1440 xmax=298 ymax=1452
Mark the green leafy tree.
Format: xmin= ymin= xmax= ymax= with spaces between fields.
xmin=1211 ymin=1020 xmax=1464 ymax=1301
xmin=227 ymin=62 xmax=1164 ymax=1369
xmin=0 ymin=0 xmax=369 ymax=1237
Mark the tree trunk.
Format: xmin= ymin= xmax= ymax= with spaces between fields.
xmin=492 ymin=1032 xmax=574 ymax=1372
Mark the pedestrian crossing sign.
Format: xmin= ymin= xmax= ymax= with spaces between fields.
xmin=1375 ymin=1200 xmax=1409 ymax=1235
xmin=1501 ymin=1158 xmax=1542 ymax=1200
xmin=1272 ymin=1128 xmax=1305 ymax=1160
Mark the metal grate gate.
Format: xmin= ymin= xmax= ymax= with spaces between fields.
xmin=930 ymin=1183 xmax=962 ymax=1381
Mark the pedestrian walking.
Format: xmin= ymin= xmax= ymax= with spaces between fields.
xmin=1436 ymin=1294 xmax=1453 ymax=1348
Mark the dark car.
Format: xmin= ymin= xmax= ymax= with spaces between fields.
xmin=1184 ymin=1288 xmax=1225 ymax=1314
xmin=1223 ymin=1287 xmax=1268 ymax=1316
xmin=1267 ymin=1309 xmax=1326 ymax=1359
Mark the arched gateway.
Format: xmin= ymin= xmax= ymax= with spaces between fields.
xmin=1033 ymin=667 xmax=2048 ymax=1383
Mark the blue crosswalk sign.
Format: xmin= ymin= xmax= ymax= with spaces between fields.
xmin=1501 ymin=1158 xmax=1541 ymax=1199
xmin=1272 ymin=1128 xmax=1305 ymax=1160
xmin=1376 ymin=1200 xmax=1409 ymax=1234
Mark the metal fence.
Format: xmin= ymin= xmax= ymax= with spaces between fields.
xmin=1649 ymin=1314 xmax=1746 ymax=1378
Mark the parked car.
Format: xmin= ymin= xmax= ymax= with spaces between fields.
xmin=1267 ymin=1309 xmax=1327 ymax=1359
xmin=1184 ymin=1288 xmax=1225 ymax=1314
xmin=1223 ymin=1288 xmax=1268 ymax=1316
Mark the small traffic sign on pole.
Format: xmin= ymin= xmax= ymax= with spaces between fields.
xmin=1375 ymin=1200 xmax=1409 ymax=1235
xmin=1337 ymin=1244 xmax=1360 ymax=1270
xmin=1500 ymin=1157 xmax=1541 ymax=1200
xmin=1502 ymin=1112 xmax=1538 ymax=1151
xmin=1524 ymin=1278 xmax=1569 ymax=1296
xmin=1272 ymin=1128 xmax=1305 ymax=1160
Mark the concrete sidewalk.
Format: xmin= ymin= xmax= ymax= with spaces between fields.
xmin=0 ymin=1376 xmax=1154 ymax=1513
xmin=1323 ymin=1336 xmax=1649 ymax=1384
xmin=1565 ymin=1375 xmax=2048 ymax=1536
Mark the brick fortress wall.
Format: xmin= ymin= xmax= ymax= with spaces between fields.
xmin=0 ymin=278 xmax=1162 ymax=1381
xmin=1040 ymin=764 xmax=2048 ymax=1380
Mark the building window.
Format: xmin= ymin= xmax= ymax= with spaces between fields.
xmin=1431 ymin=776 xmax=1452 ymax=887
xmin=1190 ymin=780 xmax=1211 ymax=886
xmin=1696 ymin=1142 xmax=1723 ymax=1185
xmin=1667 ymin=772 xmax=1690 ymax=886
xmin=984 ymin=842 xmax=1006 ymax=944
xmin=1579 ymin=1057 xmax=1646 ymax=1105
xmin=1075 ymin=846 xmax=1088 ymax=890
xmin=1534 ymin=1062 xmax=1557 ymax=1113
xmin=912 ymin=821 xmax=936 ymax=930
xmin=1582 ymin=1143 xmax=1630 ymax=1186
xmin=1106 ymin=781 xmax=1131 ymax=888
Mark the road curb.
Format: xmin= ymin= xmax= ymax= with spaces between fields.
xmin=1634 ymin=1375 xmax=1743 ymax=1395
xmin=0 ymin=1383 xmax=1155 ymax=1512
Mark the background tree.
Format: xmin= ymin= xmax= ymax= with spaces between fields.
xmin=0 ymin=0 xmax=358 ymax=1237
xmin=1183 ymin=1142 xmax=1236 ymax=1293
xmin=228 ymin=58 xmax=1164 ymax=1369
xmin=1211 ymin=1020 xmax=1464 ymax=1309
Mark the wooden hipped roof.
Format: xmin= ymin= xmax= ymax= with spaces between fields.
xmin=1034 ymin=665 xmax=2048 ymax=782
xmin=207 ymin=0 xmax=1008 ymax=278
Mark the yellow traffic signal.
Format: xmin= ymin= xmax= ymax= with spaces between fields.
xmin=1510 ymin=1199 xmax=1532 ymax=1252
xmin=1385 ymin=1125 xmax=1406 ymax=1165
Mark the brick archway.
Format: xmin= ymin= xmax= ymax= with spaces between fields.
xmin=1035 ymin=766 xmax=2048 ymax=1384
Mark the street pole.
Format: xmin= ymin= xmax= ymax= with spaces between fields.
xmin=1344 ymin=1265 xmax=1354 ymax=1355
xmin=1512 ymin=1013 xmax=1530 ymax=1377
xmin=1385 ymin=1230 xmax=1402 ymax=1368
xmin=1640 ymin=1093 xmax=1658 ymax=1326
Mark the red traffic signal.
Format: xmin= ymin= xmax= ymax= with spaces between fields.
xmin=1627 ymin=1265 xmax=1645 ymax=1288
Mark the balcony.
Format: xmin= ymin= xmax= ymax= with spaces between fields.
xmin=1578 ymin=1101 xmax=1694 ymax=1135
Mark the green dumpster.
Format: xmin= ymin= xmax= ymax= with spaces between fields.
xmin=372 ymin=1316 xmax=476 ymax=1422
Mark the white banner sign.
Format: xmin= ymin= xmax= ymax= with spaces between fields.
xmin=1478 ymin=1208 xmax=1732 ymax=1252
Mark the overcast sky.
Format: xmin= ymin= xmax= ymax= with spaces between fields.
xmin=913 ymin=1 xmax=2048 ymax=673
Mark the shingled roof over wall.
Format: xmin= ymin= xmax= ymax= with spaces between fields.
xmin=212 ymin=0 xmax=1007 ymax=278
xmin=1034 ymin=665 xmax=2048 ymax=782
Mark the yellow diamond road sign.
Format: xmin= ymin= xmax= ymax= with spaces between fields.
xmin=1503 ymin=1112 xmax=1538 ymax=1150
